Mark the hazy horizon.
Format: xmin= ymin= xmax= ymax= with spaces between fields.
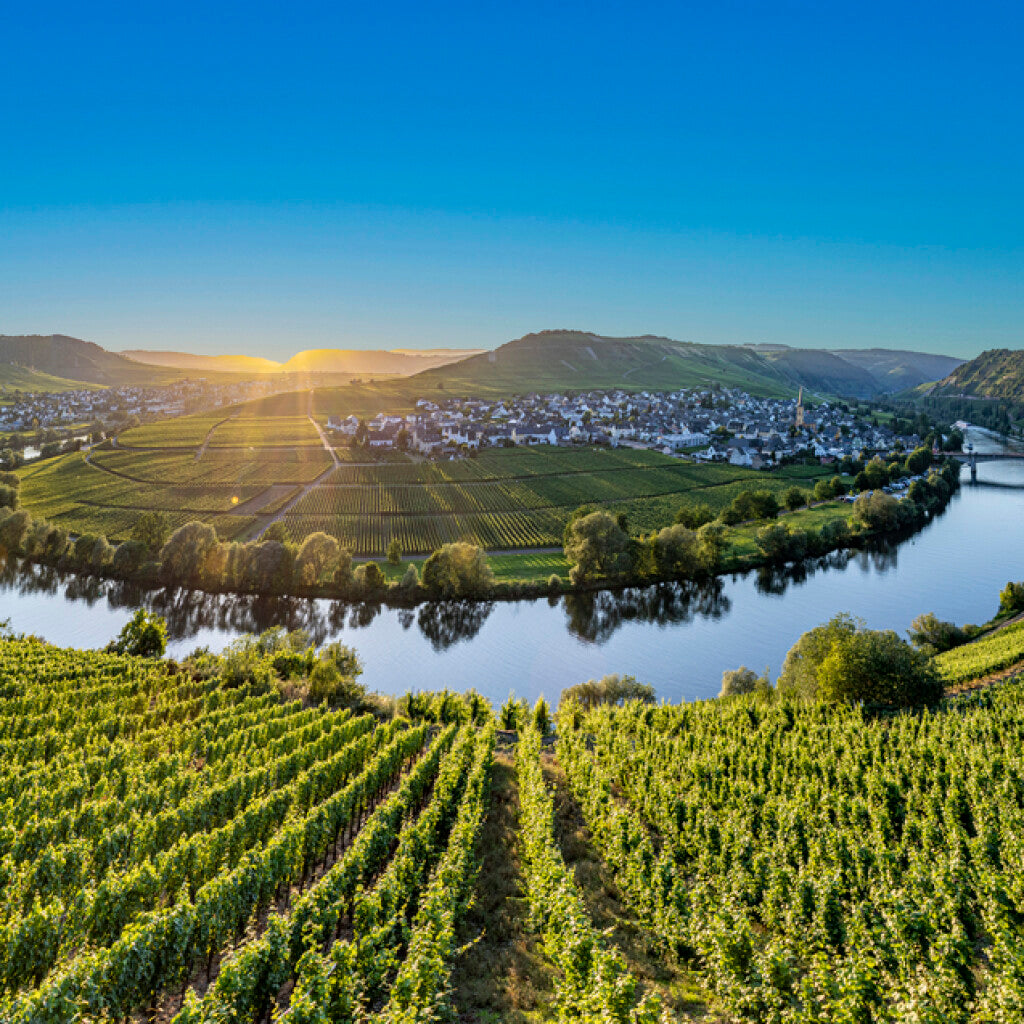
xmin=3 ymin=2 xmax=1021 ymax=361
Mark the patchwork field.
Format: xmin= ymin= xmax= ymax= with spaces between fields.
xmin=17 ymin=411 xmax=834 ymax=553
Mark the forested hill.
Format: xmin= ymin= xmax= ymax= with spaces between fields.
xmin=927 ymin=348 xmax=1024 ymax=401
xmin=411 ymin=330 xmax=963 ymax=399
xmin=0 ymin=335 xmax=180 ymax=387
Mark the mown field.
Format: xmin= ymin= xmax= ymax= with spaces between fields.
xmin=4 ymin=628 xmax=1024 ymax=1023
xmin=16 ymin=410 xmax=835 ymax=553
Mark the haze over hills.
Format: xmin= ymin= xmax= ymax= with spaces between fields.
xmin=926 ymin=348 xmax=1024 ymax=402
xmin=0 ymin=331 xmax=965 ymax=397
xmin=411 ymin=330 xmax=964 ymax=399
xmin=121 ymin=351 xmax=283 ymax=374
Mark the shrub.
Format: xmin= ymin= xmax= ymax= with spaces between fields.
xmin=0 ymin=485 xmax=19 ymax=511
xmin=532 ymin=696 xmax=552 ymax=736
xmin=400 ymin=563 xmax=420 ymax=590
xmin=112 ymin=540 xmax=147 ymax=576
xmin=783 ymin=486 xmax=807 ymax=511
xmin=675 ymin=501 xmax=714 ymax=529
xmin=353 ymin=561 xmax=386 ymax=594
xmin=131 ymin=511 xmax=170 ymax=554
xmin=563 ymin=511 xmax=630 ymax=584
xmin=386 ymin=538 xmax=402 ymax=565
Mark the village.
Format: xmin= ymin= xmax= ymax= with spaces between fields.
xmin=327 ymin=386 xmax=926 ymax=469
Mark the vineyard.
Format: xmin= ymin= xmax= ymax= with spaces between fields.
xmin=17 ymin=408 xmax=828 ymax=551
xmin=935 ymin=619 xmax=1024 ymax=685
xmin=5 ymin=626 xmax=1024 ymax=1021
xmin=0 ymin=637 xmax=495 ymax=1023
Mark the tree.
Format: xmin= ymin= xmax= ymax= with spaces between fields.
xmin=421 ymin=542 xmax=494 ymax=597
xmin=160 ymin=521 xmax=221 ymax=585
xmin=783 ymin=486 xmax=807 ymax=511
xmin=294 ymin=532 xmax=339 ymax=587
xmin=853 ymin=470 xmax=871 ymax=492
xmin=695 ymin=522 xmax=726 ymax=573
xmin=0 ymin=510 xmax=30 ymax=553
xmin=720 ymin=665 xmax=772 ymax=697
xmin=905 ymin=446 xmax=933 ymax=475
xmin=334 ymin=547 xmax=354 ymax=586
xmin=112 ymin=540 xmax=148 ymax=576
xmin=499 ymin=693 xmax=528 ymax=730
xmin=0 ymin=485 xmax=19 ymax=511
xmin=354 ymin=419 xmax=369 ymax=446
xmin=908 ymin=612 xmax=968 ymax=654
xmin=109 ymin=609 xmax=167 ymax=658
xmin=813 ymin=478 xmax=834 ymax=502
xmin=263 ymin=521 xmax=289 ymax=544
xmin=675 ymin=501 xmax=714 ymax=529
xmin=852 ymin=491 xmax=901 ymax=532
xmin=238 ymin=540 xmax=293 ymax=593
xmin=817 ymin=629 xmax=942 ymax=706
xmin=353 ymin=561 xmax=386 ymax=593
xmin=778 ymin=613 xmax=861 ymax=699
xmin=131 ymin=511 xmax=171 ymax=554
xmin=999 ymin=581 xmax=1024 ymax=616
xmin=559 ymin=673 xmax=655 ymax=710
xmin=651 ymin=523 xmax=699 ymax=577
xmin=563 ymin=511 xmax=630 ymax=584
xmin=779 ymin=613 xmax=942 ymax=706
xmin=756 ymin=522 xmax=806 ymax=563
xmin=386 ymin=538 xmax=402 ymax=565
xmin=400 ymin=562 xmax=420 ymax=590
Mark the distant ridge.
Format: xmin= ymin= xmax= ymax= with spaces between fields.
xmin=410 ymin=330 xmax=964 ymax=398
xmin=927 ymin=348 xmax=1024 ymax=401
xmin=122 ymin=350 xmax=282 ymax=373
xmin=0 ymin=335 xmax=179 ymax=387
xmin=280 ymin=348 xmax=486 ymax=375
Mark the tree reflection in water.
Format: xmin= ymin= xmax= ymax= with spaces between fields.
xmin=561 ymin=578 xmax=730 ymax=644
xmin=417 ymin=600 xmax=494 ymax=651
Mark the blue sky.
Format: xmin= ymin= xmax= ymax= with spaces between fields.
xmin=1 ymin=1 xmax=1021 ymax=358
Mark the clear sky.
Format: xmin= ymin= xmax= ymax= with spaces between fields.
xmin=2 ymin=1 xmax=1021 ymax=358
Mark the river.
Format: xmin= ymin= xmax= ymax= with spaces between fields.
xmin=1 ymin=430 xmax=1021 ymax=705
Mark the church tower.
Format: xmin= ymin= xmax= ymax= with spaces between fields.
xmin=795 ymin=387 xmax=804 ymax=427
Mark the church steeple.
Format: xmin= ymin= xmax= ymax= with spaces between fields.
xmin=795 ymin=387 xmax=804 ymax=427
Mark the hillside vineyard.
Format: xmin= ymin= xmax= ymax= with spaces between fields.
xmin=3 ymin=631 xmax=1024 ymax=1020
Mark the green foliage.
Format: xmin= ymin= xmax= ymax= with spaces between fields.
xmin=563 ymin=510 xmax=631 ymax=584
xmin=755 ymin=522 xmax=808 ymax=563
xmin=783 ymin=486 xmax=807 ymax=511
xmin=421 ymin=541 xmax=494 ymax=597
xmin=131 ymin=510 xmax=171 ymax=553
xmin=560 ymin=673 xmax=656 ymax=710
xmin=816 ymin=628 xmax=942 ymax=706
xmin=675 ymin=500 xmax=715 ymax=528
xmin=532 ymin=696 xmax=552 ymax=736
xmin=852 ymin=490 xmax=902 ymax=532
xmin=720 ymin=665 xmax=772 ymax=697
xmin=719 ymin=488 xmax=780 ymax=525
xmin=904 ymin=445 xmax=933 ymax=475
xmin=386 ymin=538 xmax=402 ymax=565
xmin=934 ymin=620 xmax=1024 ymax=684
xmin=999 ymin=580 xmax=1024 ymax=616
xmin=908 ymin=612 xmax=969 ymax=654
xmin=108 ymin=609 xmax=167 ymax=658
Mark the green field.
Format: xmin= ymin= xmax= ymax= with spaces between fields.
xmin=17 ymin=410 xmax=835 ymax=553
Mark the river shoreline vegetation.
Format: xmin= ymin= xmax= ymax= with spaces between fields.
xmin=2 ymin=446 xmax=962 ymax=608
xmin=2 ymin=572 xmax=1024 ymax=1022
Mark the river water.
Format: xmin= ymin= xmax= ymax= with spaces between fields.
xmin=1 ymin=431 xmax=1021 ymax=705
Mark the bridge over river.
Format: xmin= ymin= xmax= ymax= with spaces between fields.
xmin=949 ymin=449 xmax=1024 ymax=481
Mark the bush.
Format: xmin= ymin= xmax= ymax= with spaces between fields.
xmin=650 ymin=523 xmax=699 ymax=577
xmin=547 ymin=573 xmax=562 ymax=594
xmin=294 ymin=532 xmax=339 ymax=586
xmin=532 ymin=696 xmax=552 ymax=736
xmin=852 ymin=491 xmax=901 ymax=532
xmin=353 ymin=561 xmax=386 ymax=594
xmin=0 ymin=509 xmax=30 ymax=552
xmin=386 ymin=538 xmax=402 ymax=565
xmin=109 ymin=609 xmax=167 ymax=658
xmin=755 ymin=523 xmax=807 ymax=563
xmin=400 ymin=563 xmax=420 ymax=590
xmin=0 ymin=485 xmax=19 ymax=511
xmin=499 ymin=693 xmax=530 ymax=730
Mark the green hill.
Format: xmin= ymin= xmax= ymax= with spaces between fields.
xmin=928 ymin=348 xmax=1024 ymax=401
xmin=0 ymin=335 xmax=181 ymax=386
xmin=410 ymin=330 xmax=961 ymax=399
xmin=0 ymin=364 xmax=100 ymax=393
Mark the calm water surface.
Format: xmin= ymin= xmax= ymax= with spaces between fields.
xmin=2 ymin=433 xmax=1021 ymax=704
